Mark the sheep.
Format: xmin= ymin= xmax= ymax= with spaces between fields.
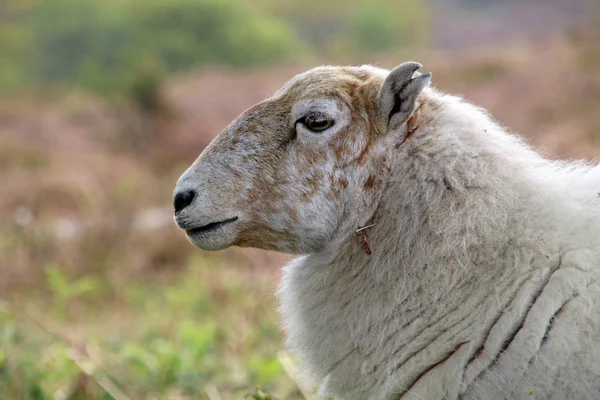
xmin=173 ymin=62 xmax=600 ymax=399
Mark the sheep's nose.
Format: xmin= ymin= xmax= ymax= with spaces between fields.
xmin=173 ymin=189 xmax=195 ymax=214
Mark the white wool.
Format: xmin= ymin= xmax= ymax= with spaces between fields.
xmin=278 ymin=88 xmax=600 ymax=399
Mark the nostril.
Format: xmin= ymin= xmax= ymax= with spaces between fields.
xmin=174 ymin=189 xmax=195 ymax=214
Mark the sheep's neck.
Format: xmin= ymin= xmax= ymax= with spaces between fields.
xmin=304 ymin=96 xmax=542 ymax=390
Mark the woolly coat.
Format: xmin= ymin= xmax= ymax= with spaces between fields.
xmin=278 ymin=88 xmax=600 ymax=399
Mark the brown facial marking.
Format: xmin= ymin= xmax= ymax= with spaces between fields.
xmin=356 ymin=76 xmax=386 ymax=133
xmin=300 ymin=186 xmax=319 ymax=203
xmin=235 ymin=224 xmax=297 ymax=251
xmin=325 ymin=174 xmax=348 ymax=201
xmin=357 ymin=137 xmax=375 ymax=165
xmin=360 ymin=229 xmax=372 ymax=255
xmin=305 ymin=171 xmax=324 ymax=191
xmin=283 ymin=205 xmax=299 ymax=223
xmin=363 ymin=175 xmax=376 ymax=191
xmin=336 ymin=178 xmax=348 ymax=190
xmin=300 ymin=146 xmax=327 ymax=169
xmin=231 ymin=169 xmax=243 ymax=179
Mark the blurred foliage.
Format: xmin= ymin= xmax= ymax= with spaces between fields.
xmin=449 ymin=0 xmax=521 ymax=8
xmin=350 ymin=4 xmax=401 ymax=52
xmin=257 ymin=0 xmax=430 ymax=55
xmin=0 ymin=0 xmax=431 ymax=97
xmin=0 ymin=0 xmax=300 ymax=96
xmin=2 ymin=1 xmax=598 ymax=399
xmin=0 ymin=259 xmax=300 ymax=399
xmin=244 ymin=387 xmax=278 ymax=400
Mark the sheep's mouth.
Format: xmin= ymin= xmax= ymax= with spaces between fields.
xmin=186 ymin=217 xmax=239 ymax=236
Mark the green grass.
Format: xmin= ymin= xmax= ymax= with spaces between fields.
xmin=0 ymin=256 xmax=309 ymax=399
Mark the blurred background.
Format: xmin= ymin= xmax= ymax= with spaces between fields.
xmin=1 ymin=0 xmax=599 ymax=398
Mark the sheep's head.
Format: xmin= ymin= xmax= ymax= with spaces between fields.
xmin=174 ymin=62 xmax=431 ymax=254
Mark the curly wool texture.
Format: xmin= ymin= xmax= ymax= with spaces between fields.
xmin=278 ymin=85 xmax=600 ymax=399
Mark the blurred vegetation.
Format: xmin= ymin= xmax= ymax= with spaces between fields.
xmin=0 ymin=0 xmax=301 ymax=110
xmin=0 ymin=0 xmax=430 ymax=98
xmin=0 ymin=259 xmax=299 ymax=399
xmin=0 ymin=0 xmax=598 ymax=398
xmin=257 ymin=0 xmax=430 ymax=55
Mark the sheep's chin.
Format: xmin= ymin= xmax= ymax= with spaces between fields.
xmin=185 ymin=223 xmax=237 ymax=251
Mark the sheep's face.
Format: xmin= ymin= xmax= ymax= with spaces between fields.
xmin=174 ymin=64 xmax=430 ymax=254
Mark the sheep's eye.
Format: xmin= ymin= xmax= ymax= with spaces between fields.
xmin=302 ymin=114 xmax=334 ymax=132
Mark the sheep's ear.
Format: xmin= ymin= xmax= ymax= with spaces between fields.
xmin=378 ymin=62 xmax=431 ymax=134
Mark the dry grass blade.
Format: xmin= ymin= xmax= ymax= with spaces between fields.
xmin=2 ymin=335 xmax=23 ymax=399
xmin=5 ymin=302 xmax=132 ymax=400
xmin=205 ymin=384 xmax=224 ymax=400
xmin=277 ymin=351 xmax=318 ymax=400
